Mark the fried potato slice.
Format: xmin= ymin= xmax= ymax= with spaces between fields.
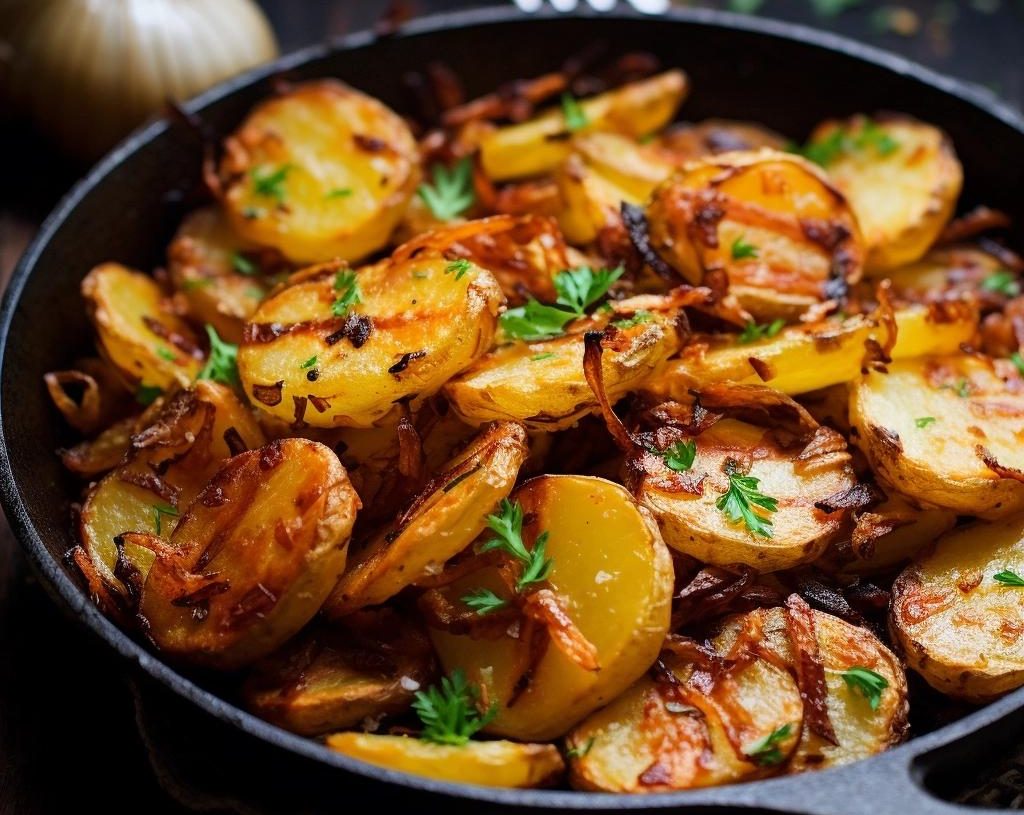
xmin=326 ymin=734 xmax=564 ymax=788
xmin=634 ymin=417 xmax=856 ymax=572
xmin=891 ymin=513 xmax=1024 ymax=701
xmin=480 ymin=70 xmax=688 ymax=181
xmin=168 ymin=206 xmax=286 ymax=343
xmin=444 ymin=308 xmax=680 ymax=432
xmin=219 ymin=80 xmax=419 ymax=264
xmin=238 ymin=255 xmax=503 ymax=428
xmin=716 ymin=605 xmax=908 ymax=771
xmin=840 ymin=492 xmax=956 ymax=575
xmin=244 ymin=610 xmax=436 ymax=735
xmin=884 ymin=244 xmax=1005 ymax=303
xmin=656 ymin=119 xmax=787 ymax=162
xmin=82 ymin=263 xmax=202 ymax=391
xmin=323 ymin=421 xmax=529 ymax=617
xmin=808 ymin=115 xmax=963 ymax=272
xmin=565 ymin=639 xmax=803 ymax=791
xmin=849 ymin=354 xmax=1024 ymax=517
xmin=645 ymin=150 xmax=864 ymax=320
xmin=429 ymin=475 xmax=674 ymax=741
xmin=135 ymin=438 xmax=359 ymax=668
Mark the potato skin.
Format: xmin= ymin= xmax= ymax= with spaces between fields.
xmin=326 ymin=734 xmax=565 ymax=788
xmin=238 ymin=255 xmax=504 ymax=428
xmin=137 ymin=438 xmax=359 ymax=669
xmin=219 ymin=80 xmax=419 ymax=264
xmin=849 ymin=354 xmax=1024 ymax=517
xmin=891 ymin=514 xmax=1024 ymax=702
xmin=429 ymin=475 xmax=674 ymax=741
xmin=810 ymin=114 xmax=963 ymax=272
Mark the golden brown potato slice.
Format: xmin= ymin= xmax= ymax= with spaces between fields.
xmin=323 ymin=421 xmax=529 ymax=617
xmin=326 ymin=734 xmax=564 ymax=788
xmin=480 ymin=71 xmax=688 ymax=181
xmin=238 ymin=254 xmax=503 ymax=429
xmin=850 ymin=354 xmax=1024 ymax=517
xmin=891 ymin=513 xmax=1024 ymax=701
xmin=565 ymin=640 xmax=803 ymax=792
xmin=645 ymin=150 xmax=864 ymax=320
xmin=134 ymin=438 xmax=359 ymax=669
xmin=555 ymin=153 xmax=642 ymax=245
xmin=219 ymin=80 xmax=419 ymax=264
xmin=807 ymin=115 xmax=962 ymax=272
xmin=656 ymin=119 xmax=787 ymax=162
xmin=572 ymin=132 xmax=676 ymax=200
xmin=840 ymin=492 xmax=956 ymax=575
xmin=429 ymin=475 xmax=674 ymax=741
xmin=716 ymin=604 xmax=908 ymax=771
xmin=633 ymin=417 xmax=856 ymax=572
xmin=244 ymin=610 xmax=436 ymax=735
xmin=884 ymin=244 xmax=1005 ymax=303
xmin=444 ymin=307 xmax=680 ymax=432
xmin=167 ymin=206 xmax=286 ymax=343
xmin=82 ymin=263 xmax=202 ymax=392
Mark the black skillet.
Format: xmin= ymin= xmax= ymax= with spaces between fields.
xmin=3 ymin=7 xmax=1024 ymax=814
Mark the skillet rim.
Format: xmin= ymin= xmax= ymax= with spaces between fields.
xmin=2 ymin=5 xmax=1023 ymax=809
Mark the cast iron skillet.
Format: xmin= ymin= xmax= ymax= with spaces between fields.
xmin=3 ymin=7 xmax=1024 ymax=814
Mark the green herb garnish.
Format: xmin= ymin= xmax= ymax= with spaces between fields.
xmin=412 ymin=669 xmax=497 ymax=746
xmin=231 ymin=252 xmax=257 ymax=276
xmin=842 ymin=667 xmax=889 ymax=710
xmin=653 ymin=440 xmax=697 ymax=473
xmin=325 ymin=187 xmax=353 ymax=199
xmin=731 ymin=235 xmax=760 ymax=260
xmin=501 ymin=300 xmax=577 ymax=341
xmin=565 ymin=737 xmax=596 ymax=760
xmin=251 ymin=164 xmax=292 ymax=203
xmin=301 ymin=355 xmax=318 ymax=370
xmin=738 ymin=319 xmax=785 ymax=344
xmin=331 ymin=270 xmax=362 ymax=317
xmin=152 ymin=504 xmax=179 ymax=535
xmin=197 ymin=325 xmax=239 ymax=387
xmin=795 ymin=117 xmax=900 ymax=167
xmin=611 ymin=310 xmax=654 ymax=329
xmin=716 ymin=463 xmax=778 ymax=538
xmin=156 ymin=347 xmax=175 ymax=362
xmin=477 ymin=498 xmax=553 ymax=593
xmin=554 ymin=265 xmax=623 ymax=315
xmin=744 ymin=723 xmax=793 ymax=766
xmin=561 ymin=92 xmax=589 ymax=132
xmin=981 ymin=269 xmax=1021 ymax=297
xmin=446 ymin=258 xmax=472 ymax=280
xmin=915 ymin=416 xmax=936 ymax=429
xmin=994 ymin=570 xmax=1024 ymax=587
xmin=460 ymin=588 xmax=508 ymax=616
xmin=418 ymin=158 xmax=475 ymax=221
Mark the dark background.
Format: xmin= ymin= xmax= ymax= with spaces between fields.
xmin=1 ymin=2 xmax=1023 ymax=813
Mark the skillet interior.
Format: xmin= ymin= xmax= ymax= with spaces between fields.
xmin=3 ymin=8 xmax=1024 ymax=813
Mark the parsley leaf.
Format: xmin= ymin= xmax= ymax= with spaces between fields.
xmin=565 ymin=737 xmax=596 ymax=759
xmin=152 ymin=504 xmax=179 ymax=535
xmin=500 ymin=300 xmax=577 ymax=341
xmin=554 ymin=265 xmax=624 ymax=315
xmin=738 ymin=319 xmax=785 ymax=344
xmin=136 ymin=384 xmax=162 ymax=406
xmin=652 ymin=440 xmax=697 ymax=472
xmin=300 ymin=355 xmax=318 ymax=370
xmin=461 ymin=588 xmax=508 ymax=615
xmin=941 ymin=377 xmax=972 ymax=398
xmin=612 ymin=310 xmax=654 ymax=329
xmin=197 ymin=325 xmax=239 ymax=387
xmin=325 ymin=187 xmax=353 ymax=199
xmin=446 ymin=258 xmax=472 ymax=280
xmin=231 ymin=252 xmax=257 ymax=276
xmin=915 ymin=416 xmax=936 ymax=428
xmin=994 ymin=570 xmax=1024 ymax=587
xmin=981 ymin=269 xmax=1021 ymax=297
xmin=842 ymin=666 xmax=889 ymax=710
xmin=1012 ymin=352 xmax=1024 ymax=377
xmin=731 ymin=235 xmax=760 ymax=260
xmin=251 ymin=164 xmax=292 ymax=203
xmin=531 ymin=352 xmax=557 ymax=361
xmin=716 ymin=464 xmax=778 ymax=538
xmin=744 ymin=723 xmax=793 ymax=766
xmin=418 ymin=158 xmax=475 ymax=221
xmin=477 ymin=498 xmax=553 ymax=592
xmin=331 ymin=270 xmax=362 ymax=317
xmin=412 ymin=669 xmax=497 ymax=745
xmin=561 ymin=92 xmax=589 ymax=133
xmin=795 ymin=117 xmax=899 ymax=167
xmin=156 ymin=347 xmax=175 ymax=362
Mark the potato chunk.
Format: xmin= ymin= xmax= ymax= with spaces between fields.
xmin=645 ymin=150 xmax=864 ymax=320
xmin=238 ymin=255 xmax=503 ymax=428
xmin=808 ymin=115 xmax=962 ymax=272
xmin=429 ymin=475 xmax=674 ymax=740
xmin=219 ymin=80 xmax=419 ymax=263
xmin=633 ymin=417 xmax=855 ymax=572
xmin=244 ymin=610 xmax=436 ymax=735
xmin=82 ymin=262 xmax=202 ymax=391
xmin=656 ymin=119 xmax=787 ymax=162
xmin=716 ymin=605 xmax=908 ymax=771
xmin=326 ymin=734 xmax=564 ymax=788
xmin=850 ymin=354 xmax=1024 ymax=517
xmin=566 ymin=639 xmax=803 ymax=791
xmin=135 ymin=439 xmax=359 ymax=668
xmin=480 ymin=71 xmax=687 ymax=181
xmin=323 ymin=421 xmax=529 ymax=617
xmin=891 ymin=514 xmax=1024 ymax=701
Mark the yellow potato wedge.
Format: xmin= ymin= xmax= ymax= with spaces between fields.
xmin=716 ymin=604 xmax=908 ymax=771
xmin=219 ymin=80 xmax=419 ymax=264
xmin=244 ymin=610 xmax=436 ymax=735
xmin=429 ymin=475 xmax=674 ymax=741
xmin=135 ymin=438 xmax=359 ymax=668
xmin=657 ymin=119 xmax=787 ymax=162
xmin=238 ymin=254 xmax=503 ymax=428
xmin=566 ymin=638 xmax=803 ymax=791
xmin=807 ymin=115 xmax=963 ymax=272
xmin=891 ymin=513 xmax=1024 ymax=701
xmin=323 ymin=421 xmax=529 ymax=617
xmin=645 ymin=150 xmax=864 ymax=320
xmin=885 ymin=244 xmax=1005 ymax=303
xmin=82 ymin=262 xmax=202 ymax=392
xmin=571 ymin=132 xmax=675 ymax=201
xmin=633 ymin=417 xmax=856 ymax=571
xmin=445 ymin=309 xmax=680 ymax=432
xmin=849 ymin=354 xmax=1024 ymax=517
xmin=841 ymin=492 xmax=957 ymax=575
xmin=480 ymin=70 xmax=688 ymax=181
xmin=326 ymin=733 xmax=564 ymax=788
xmin=555 ymin=153 xmax=641 ymax=245
xmin=168 ymin=205 xmax=284 ymax=343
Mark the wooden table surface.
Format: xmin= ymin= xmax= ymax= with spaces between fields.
xmin=1 ymin=2 xmax=1023 ymax=813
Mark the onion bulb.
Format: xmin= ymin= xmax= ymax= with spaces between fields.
xmin=0 ymin=0 xmax=278 ymax=160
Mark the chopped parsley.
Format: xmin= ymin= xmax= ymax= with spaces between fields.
xmin=156 ymin=346 xmax=175 ymax=362
xmin=135 ymin=384 xmax=162 ymax=406
xmin=531 ymin=352 xmax=557 ymax=361
xmin=981 ymin=269 xmax=1021 ymax=297
xmin=231 ymin=252 xmax=257 ymax=276
xmin=460 ymin=588 xmax=508 ymax=616
xmin=152 ymin=504 xmax=179 ymax=535
xmin=446 ymin=258 xmax=472 ymax=280
xmin=738 ymin=319 xmax=785 ymax=344
xmin=197 ymin=325 xmax=240 ymax=387
xmin=915 ymin=416 xmax=937 ymax=429
xmin=554 ymin=265 xmax=624 ymax=315
xmin=418 ymin=158 xmax=475 ymax=221
xmin=795 ymin=117 xmax=900 ymax=167
xmin=250 ymin=164 xmax=291 ymax=203
xmin=731 ymin=235 xmax=760 ymax=260
xmin=501 ymin=300 xmax=577 ymax=341
xmin=560 ymin=92 xmax=589 ymax=133
xmin=842 ymin=667 xmax=889 ymax=710
xmin=412 ymin=669 xmax=497 ymax=745
xmin=565 ymin=737 xmax=596 ymax=760
xmin=651 ymin=440 xmax=697 ymax=472
xmin=500 ymin=265 xmax=624 ymax=341
xmin=325 ymin=187 xmax=353 ymax=199
xmin=300 ymin=355 xmax=318 ymax=370
xmin=475 ymin=499 xmax=553 ymax=593
xmin=331 ymin=270 xmax=362 ymax=317
xmin=744 ymin=723 xmax=793 ymax=766
xmin=611 ymin=310 xmax=654 ymax=329
xmin=1011 ymin=352 xmax=1024 ymax=377
xmin=941 ymin=377 xmax=972 ymax=398
xmin=182 ymin=278 xmax=212 ymax=291
xmin=994 ymin=570 xmax=1024 ymax=587
xmin=716 ymin=463 xmax=778 ymax=539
